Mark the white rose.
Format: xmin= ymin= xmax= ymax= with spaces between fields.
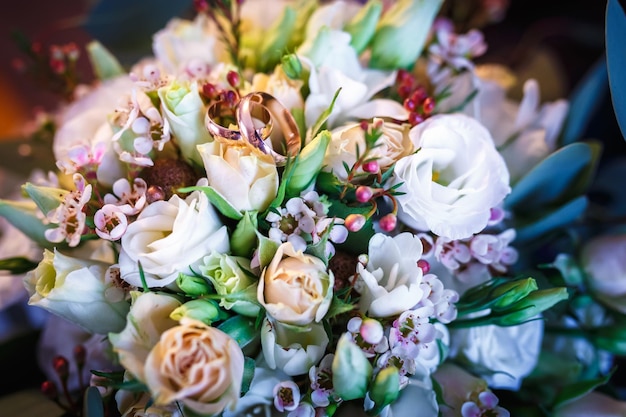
xmin=298 ymin=30 xmax=406 ymax=128
xmin=261 ymin=317 xmax=329 ymax=376
xmin=355 ymin=233 xmax=426 ymax=318
xmin=248 ymin=66 xmax=304 ymax=113
xmin=24 ymin=249 xmax=129 ymax=334
xmin=393 ymin=114 xmax=511 ymax=240
xmin=153 ymin=14 xmax=223 ymax=75
xmin=109 ymin=291 xmax=182 ymax=382
xmin=449 ymin=320 xmax=544 ymax=390
xmin=198 ymin=141 xmax=279 ymax=213
xmin=581 ymin=233 xmax=626 ymax=313
xmin=53 ymin=77 xmax=134 ymax=185
xmin=158 ymin=80 xmax=212 ymax=166
xmin=119 ymin=189 xmax=229 ymax=288
xmin=324 ymin=119 xmax=413 ymax=180
xmin=144 ymin=318 xmax=244 ymax=415
xmin=258 ymin=242 xmax=333 ymax=326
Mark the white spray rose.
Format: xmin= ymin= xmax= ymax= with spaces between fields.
xmin=24 ymin=249 xmax=129 ymax=334
xmin=355 ymin=233 xmax=426 ymax=318
xmin=119 ymin=189 xmax=229 ymax=288
xmin=258 ymin=242 xmax=333 ymax=326
xmin=109 ymin=291 xmax=181 ymax=382
xmin=449 ymin=320 xmax=544 ymax=390
xmin=159 ymin=80 xmax=212 ymax=166
xmin=144 ymin=318 xmax=245 ymax=416
xmin=261 ymin=317 xmax=329 ymax=376
xmin=581 ymin=233 xmax=626 ymax=314
xmin=198 ymin=141 xmax=279 ymax=213
xmin=324 ymin=119 xmax=413 ymax=180
xmin=393 ymin=114 xmax=511 ymax=240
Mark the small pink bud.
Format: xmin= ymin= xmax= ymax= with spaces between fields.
xmin=379 ymin=213 xmax=397 ymax=232
xmin=226 ymin=70 xmax=240 ymax=88
xmin=355 ymin=186 xmax=373 ymax=203
xmin=345 ymin=214 xmax=366 ymax=232
xmin=417 ymin=259 xmax=430 ymax=274
xmin=362 ymin=161 xmax=379 ymax=173
xmin=360 ymin=318 xmax=384 ymax=344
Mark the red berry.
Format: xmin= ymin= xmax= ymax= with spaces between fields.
xmin=398 ymin=84 xmax=413 ymax=100
xmin=404 ymin=97 xmax=417 ymax=112
xmin=226 ymin=70 xmax=240 ymax=88
xmin=411 ymin=86 xmax=427 ymax=104
xmin=41 ymin=381 xmax=58 ymax=399
xmin=53 ymin=356 xmax=69 ymax=379
xmin=396 ymin=69 xmax=412 ymax=85
xmin=408 ymin=112 xmax=425 ymax=126
xmin=360 ymin=120 xmax=369 ymax=131
xmin=422 ymin=97 xmax=436 ymax=114
xmin=202 ymin=83 xmax=217 ymax=99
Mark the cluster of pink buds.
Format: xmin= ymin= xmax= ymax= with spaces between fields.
xmin=395 ymin=70 xmax=436 ymax=126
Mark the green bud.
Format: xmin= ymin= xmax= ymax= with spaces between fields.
xmin=176 ymin=274 xmax=212 ymax=297
xmin=496 ymin=288 xmax=569 ymax=326
xmin=344 ymin=0 xmax=383 ymax=54
xmin=22 ymin=183 xmax=67 ymax=216
xmin=491 ymin=277 xmax=539 ymax=310
xmin=281 ymin=53 xmax=304 ymax=80
xmin=285 ymin=130 xmax=331 ymax=198
xmin=170 ymin=299 xmax=227 ymax=325
xmin=369 ymin=0 xmax=443 ymax=69
xmin=0 ymin=199 xmax=55 ymax=248
xmin=369 ymin=366 xmax=400 ymax=411
xmin=550 ymin=253 xmax=585 ymax=287
xmin=86 ymin=40 xmax=124 ymax=80
xmin=298 ymin=26 xmax=332 ymax=68
xmin=258 ymin=7 xmax=297 ymax=72
xmin=332 ymin=333 xmax=372 ymax=401
xmin=231 ymin=211 xmax=259 ymax=258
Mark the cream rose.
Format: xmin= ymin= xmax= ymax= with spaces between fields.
xmin=248 ymin=66 xmax=304 ymax=113
xmin=24 ymin=249 xmax=129 ymax=334
xmin=144 ymin=318 xmax=244 ymax=415
xmin=324 ymin=119 xmax=413 ymax=180
xmin=119 ymin=189 xmax=229 ymax=288
xmin=198 ymin=141 xmax=279 ymax=213
xmin=393 ymin=114 xmax=511 ymax=240
xmin=355 ymin=233 xmax=426 ymax=318
xmin=258 ymin=242 xmax=333 ymax=326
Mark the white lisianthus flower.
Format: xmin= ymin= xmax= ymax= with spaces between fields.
xmin=258 ymin=242 xmax=334 ymax=326
xmin=393 ymin=114 xmax=511 ymax=240
xmin=581 ymin=233 xmax=626 ymax=314
xmin=153 ymin=14 xmax=224 ymax=75
xmin=53 ymin=77 xmax=134 ymax=186
xmin=119 ymin=188 xmax=229 ymax=288
xmin=109 ymin=291 xmax=181 ymax=382
xmin=261 ymin=317 xmax=329 ymax=376
xmin=159 ymin=80 xmax=212 ymax=166
xmin=355 ymin=233 xmax=426 ymax=318
xmin=144 ymin=318 xmax=245 ymax=416
xmin=449 ymin=320 xmax=544 ymax=390
xmin=24 ymin=249 xmax=129 ymax=334
xmin=298 ymin=30 xmax=406 ymax=128
xmin=198 ymin=141 xmax=279 ymax=213
xmin=324 ymin=119 xmax=413 ymax=180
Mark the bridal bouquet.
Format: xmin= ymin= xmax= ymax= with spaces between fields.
xmin=2 ymin=0 xmax=622 ymax=416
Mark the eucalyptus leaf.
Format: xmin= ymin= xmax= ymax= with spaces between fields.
xmin=552 ymin=371 xmax=613 ymax=409
xmin=0 ymin=257 xmax=39 ymax=274
xmin=178 ymin=185 xmax=243 ymax=220
xmin=83 ymin=386 xmax=104 ymax=417
xmin=560 ymin=58 xmax=608 ymax=145
xmin=218 ymin=315 xmax=258 ymax=351
xmin=0 ymin=199 xmax=57 ymax=248
xmin=515 ymin=196 xmax=588 ymax=243
xmin=505 ymin=143 xmax=595 ymax=210
xmin=241 ymin=356 xmax=256 ymax=395
xmin=606 ymin=0 xmax=626 ymax=141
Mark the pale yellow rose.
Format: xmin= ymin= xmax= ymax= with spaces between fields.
xmin=324 ymin=118 xmax=413 ymax=180
xmin=248 ymin=66 xmax=304 ymax=112
xmin=258 ymin=242 xmax=333 ymax=325
xmin=197 ymin=141 xmax=279 ymax=212
xmin=144 ymin=318 xmax=244 ymax=415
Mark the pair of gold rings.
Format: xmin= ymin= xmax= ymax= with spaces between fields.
xmin=205 ymin=92 xmax=301 ymax=165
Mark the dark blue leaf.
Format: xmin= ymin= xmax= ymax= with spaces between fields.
xmin=515 ymin=196 xmax=588 ymax=243
xmin=606 ymin=0 xmax=626 ymax=141
xmin=560 ymin=58 xmax=608 ymax=145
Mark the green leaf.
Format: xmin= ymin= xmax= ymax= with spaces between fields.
xmin=22 ymin=183 xmax=67 ymax=216
xmin=308 ymin=88 xmax=341 ymax=141
xmin=552 ymin=371 xmax=614 ymax=409
xmin=560 ymin=58 xmax=608 ymax=145
xmin=505 ymin=143 xmax=596 ymax=210
xmin=0 ymin=199 xmax=57 ymax=248
xmin=514 ymin=196 xmax=588 ymax=243
xmin=178 ymin=186 xmax=243 ymax=220
xmin=231 ymin=211 xmax=259 ymax=257
xmin=86 ymin=40 xmax=125 ymax=80
xmin=83 ymin=386 xmax=104 ymax=417
xmin=0 ymin=257 xmax=39 ymax=274
xmin=241 ymin=356 xmax=256 ymax=395
xmin=255 ymin=232 xmax=280 ymax=270
xmin=218 ymin=315 xmax=258 ymax=351
xmin=606 ymin=0 xmax=626 ymax=141
xmin=325 ymin=295 xmax=355 ymax=319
